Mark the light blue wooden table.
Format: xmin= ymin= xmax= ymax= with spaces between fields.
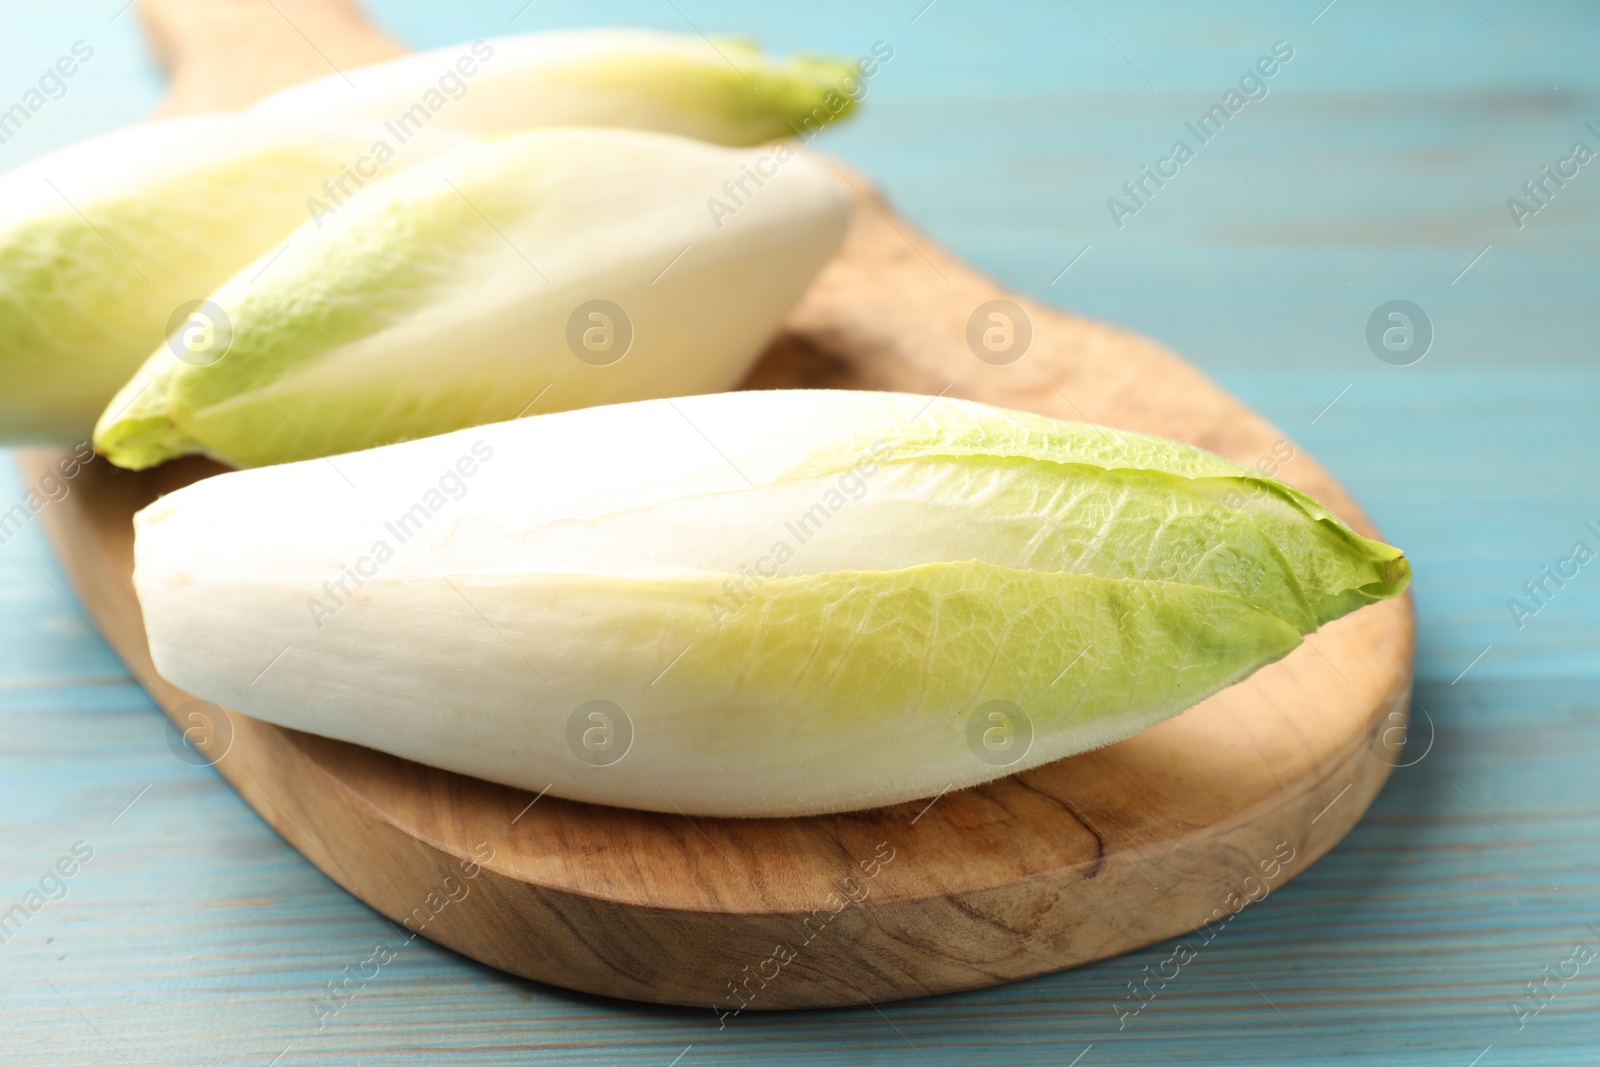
xmin=4 ymin=1 xmax=1597 ymax=1063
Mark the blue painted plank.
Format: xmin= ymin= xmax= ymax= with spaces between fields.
xmin=2 ymin=0 xmax=1598 ymax=1063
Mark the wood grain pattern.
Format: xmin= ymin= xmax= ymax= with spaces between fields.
xmin=142 ymin=0 xmax=402 ymax=116
xmin=15 ymin=0 xmax=1413 ymax=1011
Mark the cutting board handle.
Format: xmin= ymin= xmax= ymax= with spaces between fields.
xmin=142 ymin=0 xmax=404 ymax=115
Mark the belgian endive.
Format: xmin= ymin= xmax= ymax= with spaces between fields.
xmin=96 ymin=129 xmax=850 ymax=470
xmin=251 ymin=29 xmax=869 ymax=146
xmin=133 ymin=390 xmax=1410 ymax=818
xmin=0 ymin=116 xmax=444 ymax=443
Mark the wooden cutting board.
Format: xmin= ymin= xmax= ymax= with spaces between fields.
xmin=18 ymin=0 xmax=1414 ymax=1011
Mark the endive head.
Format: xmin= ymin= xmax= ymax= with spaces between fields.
xmin=0 ymin=115 xmax=451 ymax=444
xmin=250 ymin=29 xmax=867 ymax=147
xmin=616 ymin=34 xmax=863 ymax=144
xmin=132 ymin=390 xmax=1409 ymax=817
xmin=94 ymin=127 xmax=851 ymax=471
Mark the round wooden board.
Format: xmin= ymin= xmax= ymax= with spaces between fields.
xmin=18 ymin=0 xmax=1414 ymax=1011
